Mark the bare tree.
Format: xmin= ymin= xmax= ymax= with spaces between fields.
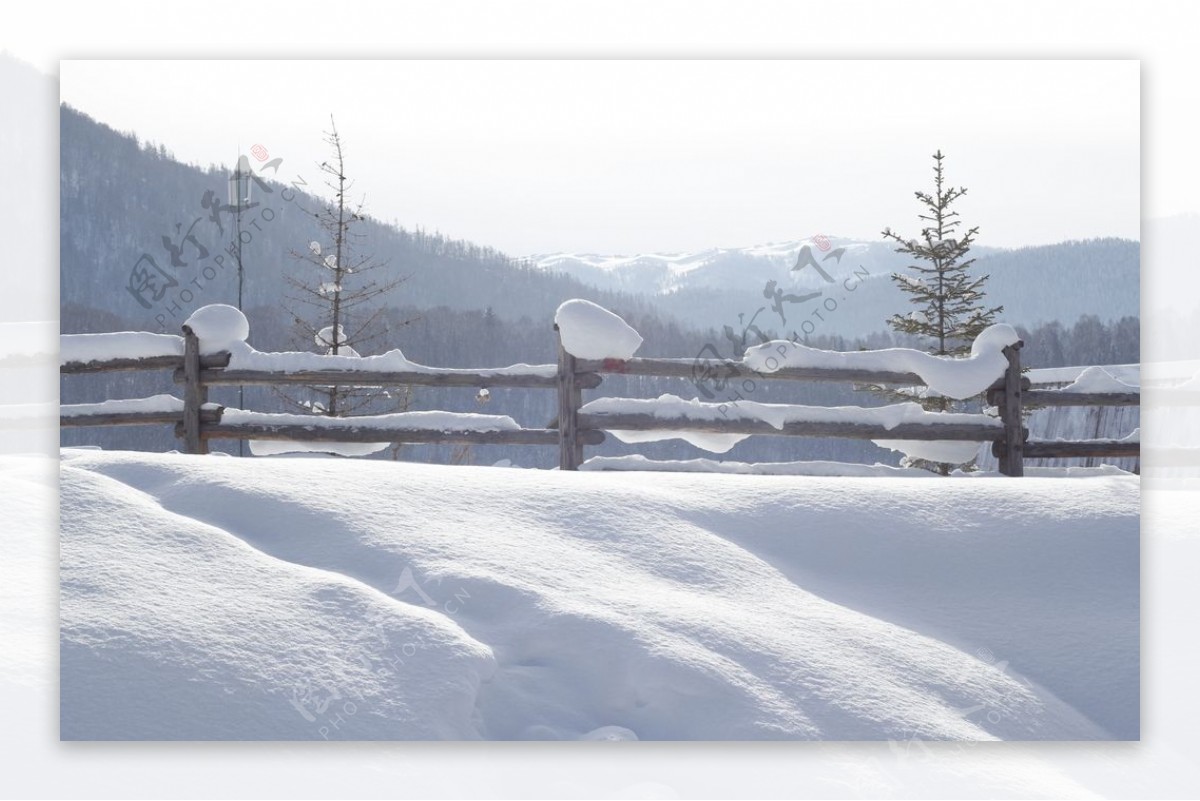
xmin=281 ymin=116 xmax=410 ymax=418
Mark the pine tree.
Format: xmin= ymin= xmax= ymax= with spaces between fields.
xmin=883 ymin=150 xmax=1002 ymax=367
xmin=879 ymin=150 xmax=1003 ymax=473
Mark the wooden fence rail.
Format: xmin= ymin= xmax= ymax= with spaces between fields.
xmin=61 ymin=323 xmax=1141 ymax=476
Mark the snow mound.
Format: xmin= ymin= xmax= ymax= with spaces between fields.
xmin=873 ymin=439 xmax=983 ymax=465
xmin=744 ymin=324 xmax=1021 ymax=400
xmin=60 ymin=450 xmax=1137 ymax=741
xmin=554 ymin=299 xmax=643 ymax=360
xmin=606 ymin=427 xmax=749 ymax=454
xmin=184 ymin=304 xmax=250 ymax=354
xmin=1060 ymin=366 xmax=1139 ymax=394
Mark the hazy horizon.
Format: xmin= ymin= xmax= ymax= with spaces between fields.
xmin=61 ymin=60 xmax=1139 ymax=256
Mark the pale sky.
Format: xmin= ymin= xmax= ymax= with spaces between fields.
xmin=60 ymin=59 xmax=1139 ymax=255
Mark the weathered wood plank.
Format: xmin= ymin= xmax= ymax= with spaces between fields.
xmin=182 ymin=367 xmax=598 ymax=390
xmin=1017 ymin=440 xmax=1140 ymax=459
xmin=1022 ymin=390 xmax=1140 ymax=408
xmin=574 ymin=357 xmax=927 ymax=387
xmin=61 ymin=352 xmax=230 ymax=375
xmin=577 ymin=412 xmax=1002 ymax=442
xmin=190 ymin=423 xmax=605 ymax=447
xmin=181 ymin=327 xmax=208 ymax=454
xmin=556 ymin=328 xmax=582 ymax=470
xmin=61 ymin=409 xmax=223 ymax=428
xmin=996 ymin=343 xmax=1025 ymax=476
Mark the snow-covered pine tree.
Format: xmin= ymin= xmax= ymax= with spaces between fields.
xmin=878 ymin=150 xmax=1003 ymax=473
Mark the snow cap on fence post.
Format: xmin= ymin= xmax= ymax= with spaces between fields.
xmin=183 ymin=304 xmax=250 ymax=354
xmin=553 ymin=299 xmax=643 ymax=360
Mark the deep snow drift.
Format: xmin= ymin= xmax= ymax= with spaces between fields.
xmin=59 ymin=450 xmax=1138 ymax=741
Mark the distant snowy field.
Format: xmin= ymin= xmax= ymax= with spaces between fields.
xmin=57 ymin=449 xmax=1138 ymax=741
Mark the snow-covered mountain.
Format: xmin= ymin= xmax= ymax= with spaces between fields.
xmin=529 ymin=238 xmax=902 ymax=297
xmin=529 ymin=237 xmax=1140 ymax=338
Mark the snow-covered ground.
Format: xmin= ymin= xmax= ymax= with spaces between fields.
xmin=59 ymin=449 xmax=1137 ymax=741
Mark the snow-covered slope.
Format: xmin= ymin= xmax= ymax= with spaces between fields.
xmin=59 ymin=450 xmax=1138 ymax=741
xmin=530 ymin=239 xmax=893 ymax=296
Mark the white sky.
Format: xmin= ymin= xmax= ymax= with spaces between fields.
xmin=60 ymin=60 xmax=1138 ymax=256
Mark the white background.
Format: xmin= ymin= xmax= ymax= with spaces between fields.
xmin=3 ymin=1 xmax=1199 ymax=798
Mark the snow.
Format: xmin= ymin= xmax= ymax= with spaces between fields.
xmin=59 ymin=331 xmax=183 ymax=366
xmin=582 ymin=454 xmax=935 ymax=477
xmin=1030 ymin=428 xmax=1140 ymax=445
xmin=873 ymin=439 xmax=983 ymax=465
xmin=582 ymin=455 xmax=1136 ymax=480
xmin=1060 ymin=365 xmax=1140 ymax=394
xmin=222 ymin=341 xmax=555 ymax=378
xmin=183 ymin=304 xmax=250 ymax=354
xmin=580 ymin=394 xmax=999 ymax=454
xmin=217 ymin=408 xmax=522 ymax=457
xmin=221 ymin=408 xmax=522 ymax=433
xmin=605 ymin=427 xmax=749 ymax=453
xmin=743 ymin=324 xmax=1021 ymax=400
xmin=59 ymin=450 xmax=1138 ymax=741
xmin=554 ymin=299 xmax=643 ymax=360
xmin=60 ymin=394 xmax=183 ymax=417
xmin=249 ymin=440 xmax=390 ymax=457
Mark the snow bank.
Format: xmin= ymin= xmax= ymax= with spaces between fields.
xmin=60 ymin=450 xmax=1138 ymax=741
xmin=1060 ymin=366 xmax=1140 ymax=394
xmin=743 ymin=324 xmax=1021 ymax=400
xmin=60 ymin=332 xmax=183 ymax=366
xmin=184 ymin=304 xmax=250 ymax=354
xmin=554 ymin=299 xmax=643 ymax=360
xmin=60 ymin=460 xmax=495 ymax=739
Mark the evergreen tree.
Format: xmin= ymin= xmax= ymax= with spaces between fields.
xmin=879 ymin=150 xmax=1003 ymax=473
xmin=883 ymin=151 xmax=1002 ymax=365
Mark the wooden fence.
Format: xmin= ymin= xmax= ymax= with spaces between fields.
xmin=61 ymin=323 xmax=1141 ymax=476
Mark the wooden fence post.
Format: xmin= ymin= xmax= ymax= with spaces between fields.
xmin=182 ymin=325 xmax=209 ymax=455
xmin=555 ymin=324 xmax=582 ymax=470
xmin=996 ymin=341 xmax=1024 ymax=477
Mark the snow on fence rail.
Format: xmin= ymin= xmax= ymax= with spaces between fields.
xmin=60 ymin=302 xmax=1142 ymax=475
